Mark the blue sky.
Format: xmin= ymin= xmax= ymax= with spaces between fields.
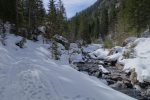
xmin=43 ymin=0 xmax=97 ymax=18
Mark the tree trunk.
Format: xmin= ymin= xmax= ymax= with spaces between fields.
xmin=28 ymin=0 xmax=31 ymax=30
xmin=16 ymin=0 xmax=19 ymax=35
xmin=148 ymin=24 xmax=150 ymax=33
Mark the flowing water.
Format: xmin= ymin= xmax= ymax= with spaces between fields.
xmin=74 ymin=60 xmax=149 ymax=100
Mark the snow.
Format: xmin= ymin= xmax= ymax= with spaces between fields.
xmin=124 ymin=37 xmax=137 ymax=45
xmin=54 ymin=34 xmax=68 ymax=43
xmin=70 ymin=53 xmax=83 ymax=62
xmin=122 ymin=38 xmax=150 ymax=83
xmin=69 ymin=43 xmax=79 ymax=53
xmin=107 ymin=53 xmax=122 ymax=61
xmin=82 ymin=44 xmax=102 ymax=53
xmin=141 ymin=29 xmax=150 ymax=37
xmin=69 ymin=44 xmax=104 ymax=62
xmin=99 ymin=65 xmax=109 ymax=73
xmin=69 ymin=43 xmax=83 ymax=63
xmin=38 ymin=26 xmax=46 ymax=33
xmin=106 ymin=46 xmax=124 ymax=61
xmin=57 ymin=43 xmax=69 ymax=64
xmin=89 ymin=48 xmax=109 ymax=59
xmin=4 ymin=22 xmax=11 ymax=34
xmin=0 ymin=34 xmax=136 ymax=100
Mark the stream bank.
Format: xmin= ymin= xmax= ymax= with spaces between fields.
xmin=73 ymin=59 xmax=150 ymax=100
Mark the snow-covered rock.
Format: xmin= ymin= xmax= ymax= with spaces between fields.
xmin=4 ymin=21 xmax=11 ymax=34
xmin=57 ymin=43 xmax=69 ymax=64
xmin=99 ymin=65 xmax=109 ymax=74
xmin=141 ymin=29 xmax=150 ymax=37
xmin=53 ymin=34 xmax=69 ymax=49
xmin=69 ymin=43 xmax=81 ymax=54
xmin=69 ymin=43 xmax=83 ymax=63
xmin=82 ymin=44 xmax=102 ymax=53
xmin=89 ymin=48 xmax=109 ymax=59
xmin=123 ymin=37 xmax=137 ymax=46
xmin=122 ymin=38 xmax=150 ymax=83
xmin=69 ymin=53 xmax=83 ymax=63
xmin=38 ymin=26 xmax=46 ymax=33
xmin=107 ymin=46 xmax=124 ymax=61
xmin=0 ymin=34 xmax=136 ymax=100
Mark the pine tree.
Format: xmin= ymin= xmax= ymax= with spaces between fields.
xmin=79 ymin=15 xmax=91 ymax=44
xmin=36 ymin=0 xmax=46 ymax=25
xmin=99 ymin=8 xmax=108 ymax=39
xmin=57 ymin=0 xmax=67 ymax=35
xmin=0 ymin=0 xmax=16 ymax=22
xmin=0 ymin=0 xmax=46 ymax=36
xmin=16 ymin=0 xmax=25 ymax=34
xmin=47 ymin=0 xmax=57 ymax=38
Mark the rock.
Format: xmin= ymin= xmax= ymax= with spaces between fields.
xmin=108 ymin=46 xmax=123 ymax=56
xmin=124 ymin=80 xmax=133 ymax=89
xmin=73 ymin=57 xmax=150 ymax=99
xmin=53 ymin=34 xmax=69 ymax=50
xmin=73 ymin=61 xmax=85 ymax=65
xmin=97 ymin=70 xmax=103 ymax=78
xmin=138 ymin=82 xmax=150 ymax=89
xmin=70 ymin=64 xmax=79 ymax=70
xmin=134 ymin=84 xmax=143 ymax=92
xmin=104 ymin=59 xmax=117 ymax=66
xmin=129 ymin=68 xmax=138 ymax=85
xmin=110 ymin=81 xmax=126 ymax=89
xmin=123 ymin=37 xmax=137 ymax=46
xmin=4 ymin=21 xmax=11 ymax=33
xmin=16 ymin=38 xmax=27 ymax=48
xmin=138 ymin=96 xmax=150 ymax=100
xmin=103 ymin=72 xmax=111 ymax=75
xmin=141 ymin=29 xmax=150 ymax=38
xmin=146 ymin=88 xmax=150 ymax=96
xmin=99 ymin=65 xmax=110 ymax=74
xmin=107 ymin=80 xmax=115 ymax=85
xmin=126 ymin=71 xmax=131 ymax=77
xmin=110 ymin=76 xmax=123 ymax=81
xmin=116 ymin=63 xmax=124 ymax=70
xmin=104 ymin=60 xmax=109 ymax=66
xmin=38 ymin=26 xmax=46 ymax=33
xmin=110 ymin=60 xmax=117 ymax=66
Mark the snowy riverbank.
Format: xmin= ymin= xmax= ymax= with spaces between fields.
xmin=0 ymin=34 xmax=135 ymax=100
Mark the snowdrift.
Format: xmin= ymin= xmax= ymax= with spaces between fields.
xmin=122 ymin=38 xmax=150 ymax=83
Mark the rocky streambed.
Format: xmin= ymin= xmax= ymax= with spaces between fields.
xmin=73 ymin=59 xmax=150 ymax=100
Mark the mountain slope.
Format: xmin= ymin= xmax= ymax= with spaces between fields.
xmin=0 ymin=34 xmax=136 ymax=100
xmin=68 ymin=0 xmax=150 ymax=45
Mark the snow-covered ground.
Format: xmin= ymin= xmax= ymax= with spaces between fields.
xmin=0 ymin=34 xmax=135 ymax=100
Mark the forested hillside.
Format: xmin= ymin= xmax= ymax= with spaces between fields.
xmin=1 ymin=0 xmax=150 ymax=46
xmin=0 ymin=0 xmax=67 ymax=39
xmin=68 ymin=0 xmax=150 ymax=46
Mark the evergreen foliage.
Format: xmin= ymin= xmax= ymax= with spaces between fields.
xmin=68 ymin=0 xmax=150 ymax=45
xmin=0 ymin=0 xmax=150 ymax=46
xmin=0 ymin=0 xmax=67 ymax=40
xmin=47 ymin=0 xmax=67 ymax=38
